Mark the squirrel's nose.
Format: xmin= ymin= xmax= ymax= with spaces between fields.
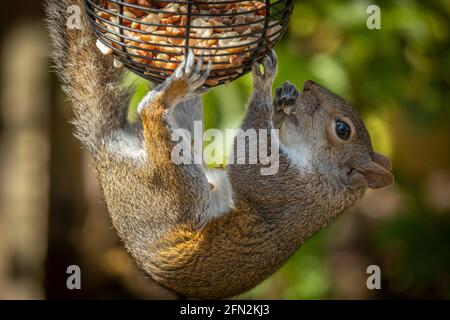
xmin=303 ymin=80 xmax=318 ymax=91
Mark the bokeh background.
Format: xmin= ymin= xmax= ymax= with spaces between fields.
xmin=0 ymin=0 xmax=449 ymax=299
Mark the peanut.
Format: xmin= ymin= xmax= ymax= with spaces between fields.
xmin=94 ymin=0 xmax=277 ymax=83
xmin=141 ymin=13 xmax=159 ymax=33
xmin=96 ymin=39 xmax=113 ymax=55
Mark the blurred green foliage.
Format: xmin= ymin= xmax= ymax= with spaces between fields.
xmin=127 ymin=0 xmax=450 ymax=299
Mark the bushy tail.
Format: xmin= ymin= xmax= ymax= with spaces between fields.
xmin=45 ymin=0 xmax=131 ymax=155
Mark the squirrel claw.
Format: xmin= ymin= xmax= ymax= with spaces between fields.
xmin=262 ymin=49 xmax=278 ymax=78
xmin=162 ymin=50 xmax=210 ymax=106
xmin=275 ymin=81 xmax=299 ymax=109
xmin=138 ymin=51 xmax=210 ymax=114
xmin=173 ymin=50 xmax=209 ymax=86
xmin=252 ymin=49 xmax=278 ymax=89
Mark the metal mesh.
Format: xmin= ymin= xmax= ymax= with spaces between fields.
xmin=85 ymin=0 xmax=293 ymax=87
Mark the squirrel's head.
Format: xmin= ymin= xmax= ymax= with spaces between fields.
xmin=274 ymin=80 xmax=394 ymax=192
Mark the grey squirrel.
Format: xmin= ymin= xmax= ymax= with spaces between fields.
xmin=46 ymin=0 xmax=394 ymax=299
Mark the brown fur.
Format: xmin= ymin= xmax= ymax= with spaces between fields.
xmin=46 ymin=0 xmax=393 ymax=299
xmin=46 ymin=0 xmax=131 ymax=155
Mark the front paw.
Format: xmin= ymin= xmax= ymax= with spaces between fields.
xmin=274 ymin=81 xmax=299 ymax=115
xmin=162 ymin=50 xmax=211 ymax=107
xmin=252 ymin=49 xmax=278 ymax=90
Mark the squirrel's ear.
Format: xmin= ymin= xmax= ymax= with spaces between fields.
xmin=358 ymin=161 xmax=394 ymax=189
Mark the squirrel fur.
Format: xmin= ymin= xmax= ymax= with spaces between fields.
xmin=46 ymin=0 xmax=394 ymax=299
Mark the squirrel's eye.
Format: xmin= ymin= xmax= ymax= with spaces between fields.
xmin=335 ymin=119 xmax=351 ymax=141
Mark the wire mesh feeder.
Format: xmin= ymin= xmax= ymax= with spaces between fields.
xmin=85 ymin=0 xmax=293 ymax=87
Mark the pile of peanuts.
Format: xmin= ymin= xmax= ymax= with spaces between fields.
xmin=94 ymin=0 xmax=282 ymax=85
